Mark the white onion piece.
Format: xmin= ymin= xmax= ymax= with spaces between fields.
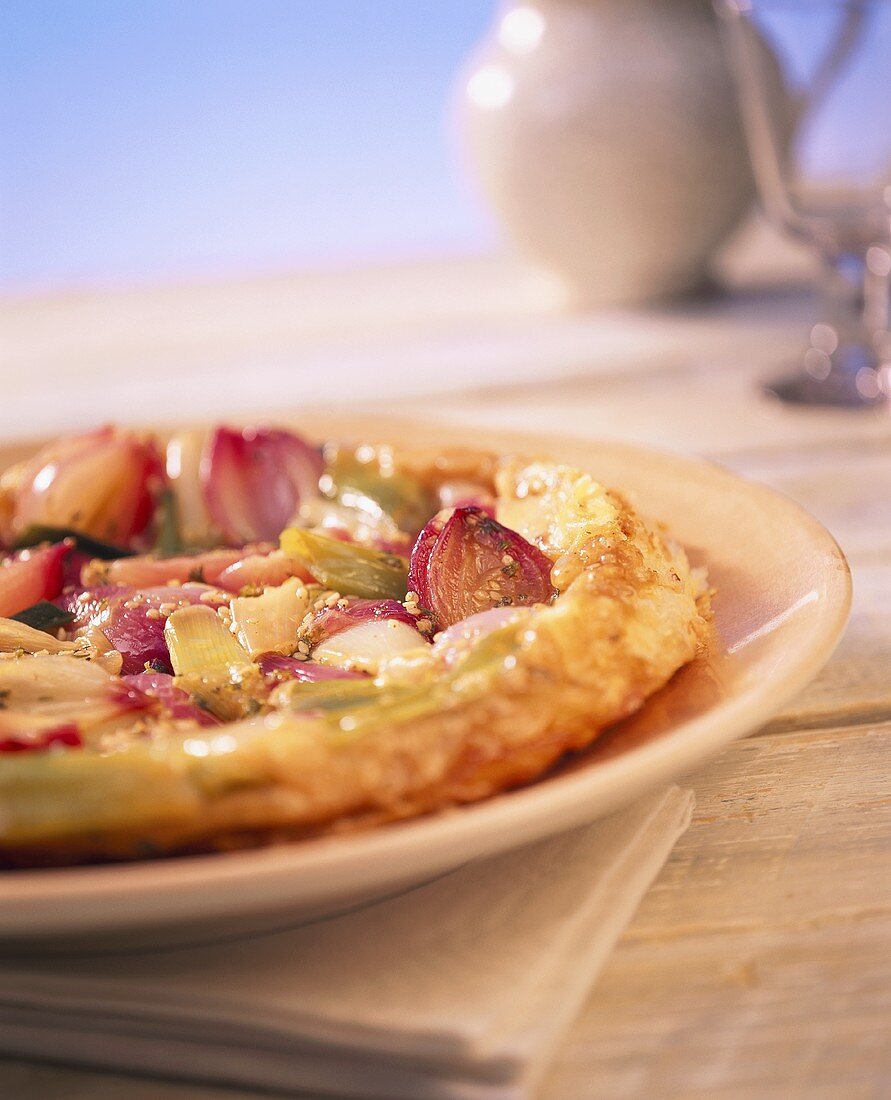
xmin=230 ymin=577 xmax=311 ymax=657
xmin=0 ymin=654 xmax=142 ymax=729
xmin=0 ymin=617 xmax=79 ymax=655
xmin=313 ymin=619 xmax=427 ymax=674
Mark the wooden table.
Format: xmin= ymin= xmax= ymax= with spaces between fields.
xmin=1 ymin=227 xmax=889 ymax=1098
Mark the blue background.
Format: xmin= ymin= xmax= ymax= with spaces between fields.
xmin=1 ymin=2 xmax=881 ymax=293
xmin=0 ymin=0 xmax=495 ymax=291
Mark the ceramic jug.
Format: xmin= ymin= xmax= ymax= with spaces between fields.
xmin=456 ymin=0 xmax=785 ymax=305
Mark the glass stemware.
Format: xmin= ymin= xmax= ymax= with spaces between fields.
xmin=716 ymin=0 xmax=891 ymax=407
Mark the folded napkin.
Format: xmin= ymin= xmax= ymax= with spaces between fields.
xmin=0 ymin=786 xmax=693 ymax=1100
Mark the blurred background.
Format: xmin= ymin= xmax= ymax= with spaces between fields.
xmin=2 ymin=0 xmax=876 ymax=295
xmin=1 ymin=0 xmax=888 ymax=430
xmin=1 ymin=0 xmax=498 ymax=292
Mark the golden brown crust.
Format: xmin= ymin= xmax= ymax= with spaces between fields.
xmin=0 ymin=449 xmax=710 ymax=865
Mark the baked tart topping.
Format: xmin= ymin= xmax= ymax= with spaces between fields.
xmin=0 ymin=424 xmax=710 ymax=864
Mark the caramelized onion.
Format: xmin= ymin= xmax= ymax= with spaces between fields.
xmin=85 ymin=548 xmax=245 ymax=589
xmin=61 ymin=584 xmax=228 ymax=675
xmin=122 ymin=671 xmax=219 ymax=726
xmin=308 ymin=598 xmax=418 ymax=643
xmin=409 ymin=506 xmax=554 ymax=630
xmin=0 ymin=542 xmax=69 ymax=619
xmin=202 ymin=426 xmax=323 ymax=545
xmin=256 ymin=653 xmax=367 ymax=683
xmin=9 ymin=427 xmax=162 ymax=549
xmin=214 ymin=549 xmax=312 ymax=593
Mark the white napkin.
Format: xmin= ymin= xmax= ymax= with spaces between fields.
xmin=0 ymin=786 xmax=693 ymax=1100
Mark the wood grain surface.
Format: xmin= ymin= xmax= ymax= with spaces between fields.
xmin=1 ymin=240 xmax=888 ymax=1099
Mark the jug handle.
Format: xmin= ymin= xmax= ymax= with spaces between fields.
xmin=795 ymin=2 xmax=868 ymax=126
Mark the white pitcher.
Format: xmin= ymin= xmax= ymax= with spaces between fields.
xmin=455 ymin=0 xmax=786 ymax=306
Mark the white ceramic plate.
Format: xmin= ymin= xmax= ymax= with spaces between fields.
xmin=0 ymin=421 xmax=851 ymax=950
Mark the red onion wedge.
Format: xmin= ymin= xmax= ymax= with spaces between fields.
xmin=7 ymin=427 xmax=162 ymax=549
xmin=0 ymin=721 xmax=83 ymax=754
xmin=55 ymin=584 xmax=127 ymax=624
xmin=312 ymin=618 xmax=428 ymax=673
xmin=214 ymin=549 xmax=313 ymax=593
xmin=202 ymin=426 xmax=323 ymax=545
xmin=122 ymin=671 xmax=219 ymax=726
xmin=0 ymin=542 xmax=69 ymax=618
xmin=407 ymin=513 xmax=445 ymax=603
xmin=409 ymin=506 xmax=555 ymax=630
xmin=309 ymin=597 xmax=419 ymax=643
xmin=62 ymin=548 xmax=93 ymax=589
xmin=257 ymin=653 xmax=368 ymax=684
xmin=61 ymin=584 xmax=228 ymax=676
xmin=84 ymin=548 xmax=246 ymax=590
xmin=289 ymin=599 xmax=426 ymax=675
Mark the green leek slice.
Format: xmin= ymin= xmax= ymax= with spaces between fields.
xmin=280 ymin=528 xmax=408 ymax=600
xmin=164 ymin=605 xmax=248 ymax=676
